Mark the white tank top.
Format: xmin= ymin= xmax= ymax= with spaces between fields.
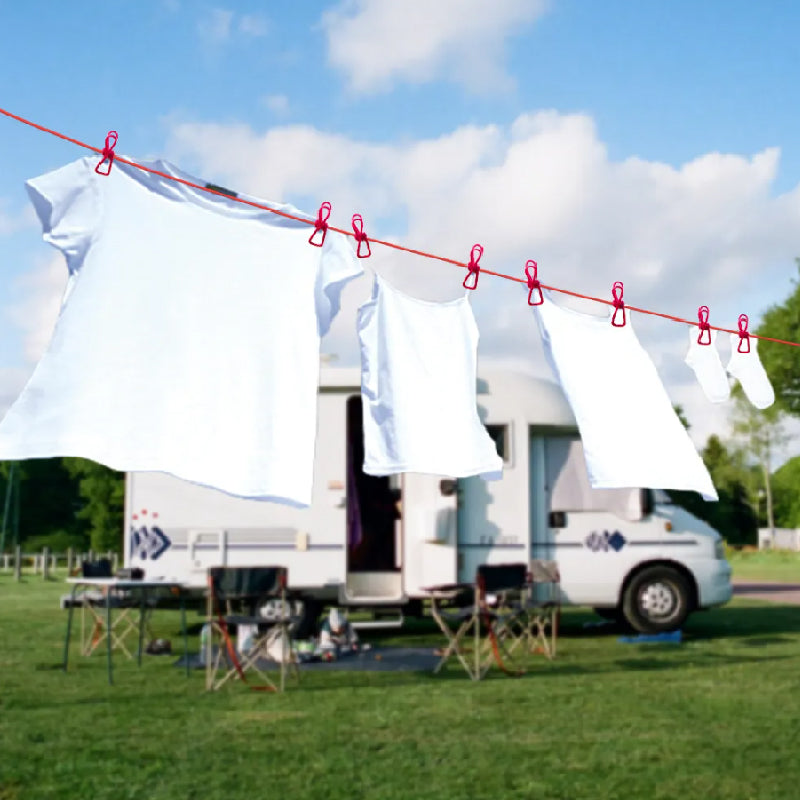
xmin=533 ymin=293 xmax=717 ymax=500
xmin=357 ymin=274 xmax=503 ymax=480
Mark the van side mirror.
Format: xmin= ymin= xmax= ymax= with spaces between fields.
xmin=549 ymin=511 xmax=567 ymax=529
xmin=439 ymin=479 xmax=457 ymax=497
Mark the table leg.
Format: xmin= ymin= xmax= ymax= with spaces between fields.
xmin=106 ymin=588 xmax=113 ymax=685
xmin=62 ymin=584 xmax=79 ymax=672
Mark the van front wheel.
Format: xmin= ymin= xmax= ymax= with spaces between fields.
xmin=622 ymin=566 xmax=690 ymax=634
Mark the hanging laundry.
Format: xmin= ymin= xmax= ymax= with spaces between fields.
xmin=532 ymin=293 xmax=718 ymax=500
xmin=357 ymin=273 xmax=503 ymax=480
xmin=726 ymin=334 xmax=775 ymax=409
xmin=685 ymin=327 xmax=731 ymax=403
xmin=0 ymin=156 xmax=362 ymax=506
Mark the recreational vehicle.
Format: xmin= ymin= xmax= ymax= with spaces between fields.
xmin=124 ymin=369 xmax=733 ymax=634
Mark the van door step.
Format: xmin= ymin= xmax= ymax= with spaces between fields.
xmin=351 ymin=612 xmax=404 ymax=630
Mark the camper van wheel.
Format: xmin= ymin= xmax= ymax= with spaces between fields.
xmin=622 ymin=566 xmax=690 ymax=634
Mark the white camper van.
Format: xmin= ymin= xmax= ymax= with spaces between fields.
xmin=124 ymin=369 xmax=732 ymax=634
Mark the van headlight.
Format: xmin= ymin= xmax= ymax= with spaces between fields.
xmin=714 ymin=540 xmax=726 ymax=560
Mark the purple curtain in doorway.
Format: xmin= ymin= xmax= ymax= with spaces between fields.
xmin=346 ymin=427 xmax=363 ymax=549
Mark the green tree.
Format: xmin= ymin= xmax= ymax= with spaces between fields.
xmin=771 ymin=456 xmax=800 ymax=527
xmin=756 ymin=258 xmax=800 ymax=415
xmin=0 ymin=458 xmax=84 ymax=550
xmin=673 ymin=404 xmax=691 ymax=431
xmin=668 ymin=434 xmax=758 ymax=545
xmin=62 ymin=458 xmax=125 ymax=553
xmin=730 ymin=387 xmax=788 ymax=533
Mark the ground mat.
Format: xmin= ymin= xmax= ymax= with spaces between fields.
xmin=174 ymin=646 xmax=441 ymax=673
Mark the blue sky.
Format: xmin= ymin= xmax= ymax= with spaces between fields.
xmin=1 ymin=0 xmax=799 ymax=451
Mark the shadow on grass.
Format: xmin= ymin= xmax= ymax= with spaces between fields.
xmin=556 ymin=603 xmax=800 ymax=641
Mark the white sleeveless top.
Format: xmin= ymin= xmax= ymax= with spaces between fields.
xmin=533 ymin=293 xmax=717 ymax=500
xmin=357 ymin=274 xmax=503 ymax=480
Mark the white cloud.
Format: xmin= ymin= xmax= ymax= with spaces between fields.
xmin=166 ymin=110 xmax=800 ymax=451
xmin=0 ymin=201 xmax=36 ymax=236
xmin=239 ymin=13 xmax=268 ymax=37
xmin=7 ymin=254 xmax=67 ymax=364
xmin=262 ymin=94 xmax=290 ymax=116
xmin=321 ymin=0 xmax=549 ymax=94
xmin=197 ymin=8 xmax=268 ymax=46
xmin=0 ymin=367 xmax=32 ymax=418
xmin=197 ymin=8 xmax=233 ymax=44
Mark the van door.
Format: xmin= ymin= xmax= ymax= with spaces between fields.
xmin=533 ymin=431 xmax=645 ymax=606
xmin=344 ymin=396 xmax=404 ymax=602
xmin=456 ymin=423 xmax=527 ymax=582
xmin=401 ymin=473 xmax=458 ymax=596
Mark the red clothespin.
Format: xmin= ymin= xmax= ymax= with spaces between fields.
xmin=94 ymin=130 xmax=118 ymax=176
xmin=309 ymin=202 xmax=331 ymax=247
xmin=737 ymin=313 xmax=751 ymax=353
xmin=352 ymin=214 xmax=371 ymax=258
xmin=611 ymin=281 xmax=625 ymax=327
xmin=463 ymin=244 xmax=483 ymax=290
xmin=525 ymin=259 xmax=543 ymax=305
xmin=697 ymin=305 xmax=712 ymax=345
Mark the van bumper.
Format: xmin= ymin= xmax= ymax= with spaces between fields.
xmin=694 ymin=558 xmax=733 ymax=608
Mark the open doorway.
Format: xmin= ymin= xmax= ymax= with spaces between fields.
xmin=346 ymin=395 xmax=400 ymax=573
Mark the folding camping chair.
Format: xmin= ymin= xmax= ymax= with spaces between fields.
xmin=521 ymin=559 xmax=561 ymax=659
xmin=428 ymin=563 xmax=530 ymax=680
xmin=205 ymin=566 xmax=300 ymax=692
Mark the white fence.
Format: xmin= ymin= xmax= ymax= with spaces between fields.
xmin=758 ymin=528 xmax=800 ymax=551
xmin=0 ymin=548 xmax=119 ymax=580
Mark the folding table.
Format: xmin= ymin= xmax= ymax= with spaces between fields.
xmin=62 ymin=577 xmax=189 ymax=685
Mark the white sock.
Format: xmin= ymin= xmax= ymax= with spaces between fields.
xmin=685 ymin=327 xmax=730 ymax=403
xmin=726 ymin=333 xmax=775 ymax=409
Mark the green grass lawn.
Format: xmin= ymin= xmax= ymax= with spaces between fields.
xmin=728 ymin=548 xmax=800 ymax=583
xmin=1 ymin=575 xmax=799 ymax=800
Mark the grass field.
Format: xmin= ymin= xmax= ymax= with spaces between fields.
xmin=1 ymin=574 xmax=800 ymax=800
xmin=727 ymin=548 xmax=800 ymax=583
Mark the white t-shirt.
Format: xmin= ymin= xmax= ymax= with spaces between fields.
xmin=533 ymin=294 xmax=718 ymax=500
xmin=0 ymin=156 xmax=362 ymax=506
xmin=357 ymin=273 xmax=503 ymax=480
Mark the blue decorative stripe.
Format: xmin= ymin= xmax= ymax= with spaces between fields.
xmin=534 ymin=542 xmax=582 ymax=549
xmin=627 ymin=540 xmax=699 ymax=547
xmin=533 ymin=538 xmax=699 ymax=550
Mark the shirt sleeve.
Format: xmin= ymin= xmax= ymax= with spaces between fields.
xmin=25 ymin=157 xmax=101 ymax=275
xmin=315 ymin=230 xmax=363 ymax=337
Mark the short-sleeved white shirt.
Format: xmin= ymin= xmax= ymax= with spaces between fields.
xmin=0 ymin=156 xmax=362 ymax=506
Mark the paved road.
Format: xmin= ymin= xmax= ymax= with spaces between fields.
xmin=733 ymin=582 xmax=800 ymax=605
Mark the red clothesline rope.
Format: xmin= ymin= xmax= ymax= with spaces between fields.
xmin=2 ymin=106 xmax=798 ymax=349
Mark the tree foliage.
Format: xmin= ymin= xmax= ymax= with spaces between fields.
xmin=756 ymin=259 xmax=800 ymax=415
xmin=668 ymin=434 xmax=758 ymax=546
xmin=0 ymin=459 xmax=84 ymax=550
xmin=771 ymin=457 xmax=800 ymax=527
xmin=61 ymin=459 xmax=125 ymax=553
xmin=729 ymin=387 xmax=788 ymax=531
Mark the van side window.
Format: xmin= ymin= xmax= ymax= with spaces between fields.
xmin=486 ymin=424 xmax=510 ymax=463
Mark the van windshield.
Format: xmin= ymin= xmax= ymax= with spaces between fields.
xmin=652 ymin=489 xmax=673 ymax=505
